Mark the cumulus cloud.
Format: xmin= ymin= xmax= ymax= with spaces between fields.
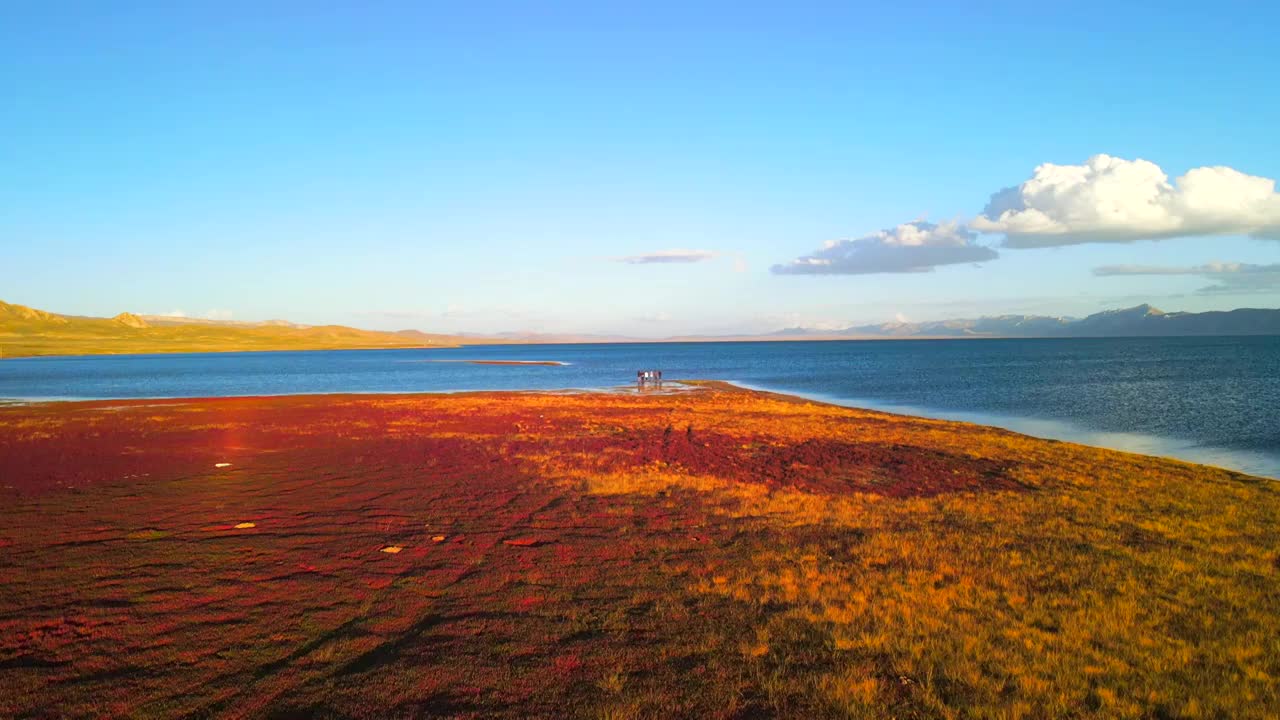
xmin=972 ymin=154 xmax=1280 ymax=247
xmin=616 ymin=249 xmax=717 ymax=264
xmin=1093 ymin=261 xmax=1280 ymax=294
xmin=771 ymin=220 xmax=997 ymax=275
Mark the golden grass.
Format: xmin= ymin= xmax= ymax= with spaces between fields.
xmin=517 ymin=386 xmax=1280 ymax=718
xmin=0 ymin=299 xmax=465 ymax=357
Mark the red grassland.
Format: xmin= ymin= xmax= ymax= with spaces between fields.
xmin=1 ymin=384 xmax=1278 ymax=718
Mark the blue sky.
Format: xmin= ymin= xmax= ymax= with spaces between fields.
xmin=3 ymin=1 xmax=1279 ymax=336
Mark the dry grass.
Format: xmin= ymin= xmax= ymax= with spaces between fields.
xmin=0 ymin=299 xmax=465 ymax=357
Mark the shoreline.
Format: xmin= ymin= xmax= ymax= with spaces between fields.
xmin=6 ymin=341 xmax=1275 ymax=478
xmin=1 ymin=381 xmax=1273 ymax=481
xmin=6 ymin=332 xmax=1279 ymax=361
xmin=724 ymin=381 xmax=1280 ymax=481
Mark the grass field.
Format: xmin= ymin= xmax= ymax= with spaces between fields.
xmin=1 ymin=384 xmax=1277 ymax=718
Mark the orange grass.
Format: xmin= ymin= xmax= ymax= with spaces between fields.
xmin=0 ymin=383 xmax=1277 ymax=718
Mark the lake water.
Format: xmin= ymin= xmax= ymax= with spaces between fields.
xmin=2 ymin=336 xmax=1277 ymax=478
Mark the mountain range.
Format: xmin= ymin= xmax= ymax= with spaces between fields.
xmin=2 ymin=300 xmax=1278 ymax=359
xmin=801 ymin=304 xmax=1280 ymax=339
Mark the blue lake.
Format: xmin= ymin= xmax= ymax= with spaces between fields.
xmin=2 ymin=336 xmax=1277 ymax=478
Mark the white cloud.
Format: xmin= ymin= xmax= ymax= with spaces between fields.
xmin=616 ymin=249 xmax=717 ymax=264
xmin=772 ymin=220 xmax=997 ymax=275
xmin=360 ymin=304 xmax=532 ymax=325
xmin=150 ymin=309 xmax=232 ymax=320
xmin=972 ymin=154 xmax=1280 ymax=246
xmin=751 ymin=311 xmax=849 ymax=332
xmin=1093 ymin=261 xmax=1280 ymax=294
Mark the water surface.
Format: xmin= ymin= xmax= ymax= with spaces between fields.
xmin=2 ymin=336 xmax=1276 ymax=478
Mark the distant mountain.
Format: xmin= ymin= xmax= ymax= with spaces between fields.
xmin=0 ymin=301 xmax=68 ymax=325
xmin=5 ymin=298 xmax=1277 ymax=360
xmin=770 ymin=327 xmax=827 ymax=337
xmin=1078 ymin=306 xmax=1280 ymax=337
xmin=0 ymin=300 xmax=473 ymax=359
xmin=841 ymin=314 xmax=1075 ymax=338
xmin=112 ymin=312 xmax=150 ymax=329
xmin=832 ymin=305 xmax=1280 ymax=339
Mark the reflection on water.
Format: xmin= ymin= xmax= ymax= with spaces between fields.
xmin=747 ymin=384 xmax=1279 ymax=480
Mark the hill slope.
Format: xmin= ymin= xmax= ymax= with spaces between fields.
xmin=0 ymin=301 xmax=469 ymax=358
